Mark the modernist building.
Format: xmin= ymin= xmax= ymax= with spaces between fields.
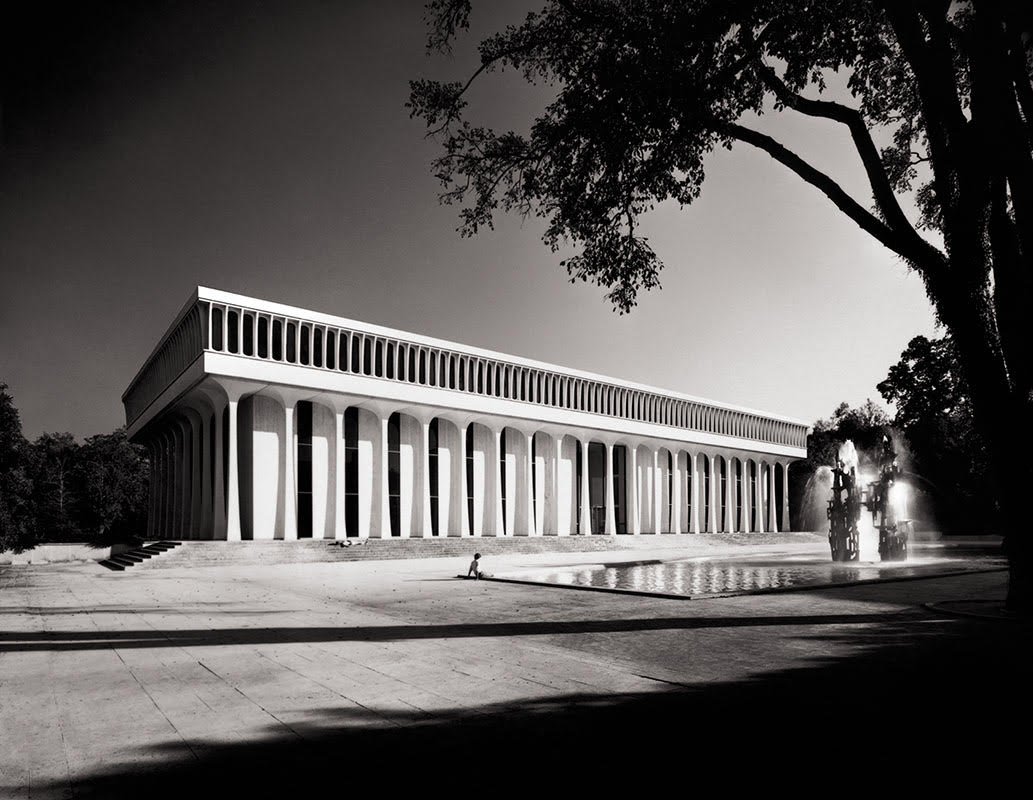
xmin=123 ymin=288 xmax=809 ymax=542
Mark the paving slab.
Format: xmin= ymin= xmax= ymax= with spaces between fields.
xmin=0 ymin=536 xmax=1027 ymax=795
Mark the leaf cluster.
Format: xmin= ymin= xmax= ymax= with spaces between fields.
xmin=409 ymin=0 xmax=962 ymax=311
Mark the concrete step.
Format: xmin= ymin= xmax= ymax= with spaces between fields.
xmin=99 ymin=541 xmax=183 ymax=572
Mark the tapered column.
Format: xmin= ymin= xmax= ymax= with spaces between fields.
xmin=672 ymin=453 xmax=682 ymax=534
xmin=146 ymin=442 xmax=157 ymax=540
xmin=652 ymin=449 xmax=661 ymax=534
xmin=580 ymin=439 xmax=591 ymax=534
xmin=604 ymin=442 xmax=616 ymax=535
xmin=742 ymin=463 xmax=752 ymax=533
xmin=189 ymin=414 xmax=202 ymax=538
xmin=282 ymin=401 xmax=297 ymax=541
xmin=767 ymin=465 xmax=777 ymax=533
xmin=524 ymin=432 xmax=535 ymax=535
xmin=781 ymin=462 xmax=791 ymax=532
xmin=690 ymin=453 xmax=700 ymax=534
xmin=334 ymin=410 xmax=346 ymax=539
xmin=548 ymin=436 xmax=562 ymax=536
xmin=171 ymin=423 xmax=184 ymax=539
xmin=225 ymin=396 xmax=241 ymax=541
xmin=628 ymin=445 xmax=640 ymax=534
xmin=379 ymin=414 xmax=392 ymax=537
xmin=200 ymin=412 xmax=213 ymax=539
xmin=421 ymin=420 xmax=434 ymax=536
xmin=154 ymin=437 xmax=165 ymax=539
xmin=724 ymin=459 xmax=734 ymax=533
xmin=167 ymin=429 xmax=177 ymax=538
xmin=707 ymin=456 xmax=718 ymax=535
xmin=213 ymin=404 xmax=226 ymax=539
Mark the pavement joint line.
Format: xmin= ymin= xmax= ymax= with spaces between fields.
xmin=195 ymin=659 xmax=308 ymax=741
xmin=253 ymin=648 xmax=410 ymax=728
xmin=111 ymin=645 xmax=203 ymax=762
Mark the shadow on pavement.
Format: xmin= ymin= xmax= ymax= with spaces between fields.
xmin=0 ymin=610 xmax=934 ymax=652
xmin=25 ymin=611 xmax=1033 ymax=796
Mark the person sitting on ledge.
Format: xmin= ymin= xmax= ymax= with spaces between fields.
xmin=467 ymin=553 xmax=489 ymax=579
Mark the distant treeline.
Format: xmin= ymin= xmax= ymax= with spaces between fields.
xmin=1 ymin=383 xmax=148 ymax=552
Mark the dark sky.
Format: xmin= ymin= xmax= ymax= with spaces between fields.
xmin=0 ymin=0 xmax=937 ymax=440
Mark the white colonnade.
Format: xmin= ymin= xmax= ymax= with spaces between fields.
xmin=141 ymin=382 xmax=795 ymax=541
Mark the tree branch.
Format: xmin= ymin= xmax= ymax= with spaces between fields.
xmin=753 ymin=61 xmax=920 ymax=240
xmin=721 ymin=121 xmax=946 ymax=273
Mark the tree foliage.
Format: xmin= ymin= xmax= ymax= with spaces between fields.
xmin=0 ymin=384 xmax=149 ymax=551
xmin=878 ymin=335 xmax=993 ymax=531
xmin=72 ymin=429 xmax=149 ymax=542
xmin=0 ymin=384 xmax=35 ymax=552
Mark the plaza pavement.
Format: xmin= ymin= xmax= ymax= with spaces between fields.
xmin=0 ymin=536 xmax=1028 ymax=797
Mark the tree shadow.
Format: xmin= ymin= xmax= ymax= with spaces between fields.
xmin=0 ymin=610 xmax=934 ymax=652
xmin=30 ymin=610 xmax=1031 ymax=797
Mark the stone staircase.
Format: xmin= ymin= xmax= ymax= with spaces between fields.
xmin=124 ymin=532 xmax=824 ymax=570
xmin=98 ymin=541 xmax=183 ymax=571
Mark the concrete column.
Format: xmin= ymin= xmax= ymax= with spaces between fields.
xmin=743 ymin=463 xmax=752 ymax=533
xmin=707 ymin=457 xmax=718 ymax=535
xmin=781 ymin=462 xmax=791 ymax=532
xmin=226 ymin=396 xmax=242 ymax=542
xmin=652 ymin=448 xmax=661 ymax=534
xmin=182 ymin=419 xmax=195 ymax=538
xmin=523 ymin=431 xmax=535 ymax=535
xmin=334 ymin=410 xmax=346 ymax=539
xmin=604 ymin=442 xmax=616 ymax=535
xmin=189 ymin=414 xmax=202 ymax=539
xmin=724 ymin=458 xmax=735 ymax=533
xmin=379 ymin=414 xmax=392 ymax=537
xmin=213 ymin=402 xmax=226 ymax=540
xmin=171 ymin=423 xmax=184 ymax=539
xmin=628 ymin=445 xmax=640 ymax=534
xmin=672 ymin=452 xmax=682 ymax=534
xmin=153 ymin=436 xmax=164 ymax=539
xmin=767 ymin=465 xmax=777 ymax=533
xmin=689 ymin=453 xmax=700 ymax=534
xmin=548 ymin=435 xmax=561 ymax=536
xmin=580 ymin=439 xmax=591 ymax=535
xmin=282 ymin=401 xmax=297 ymax=541
xmin=145 ymin=441 xmax=156 ymax=540
xmin=200 ymin=411 xmax=213 ymax=539
xmin=421 ymin=420 xmax=434 ymax=536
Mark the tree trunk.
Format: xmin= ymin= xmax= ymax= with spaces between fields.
xmin=943 ymin=284 xmax=1033 ymax=614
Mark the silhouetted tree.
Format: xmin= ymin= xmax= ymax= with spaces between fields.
xmin=72 ymin=428 xmax=148 ymax=543
xmin=878 ymin=335 xmax=994 ymax=531
xmin=28 ymin=432 xmax=81 ymax=541
xmin=410 ymin=1 xmax=1033 ymax=609
xmin=0 ymin=384 xmax=36 ymax=551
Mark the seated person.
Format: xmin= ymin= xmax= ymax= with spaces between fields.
xmin=467 ymin=553 xmax=488 ymax=579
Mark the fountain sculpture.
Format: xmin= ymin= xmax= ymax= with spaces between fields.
xmin=827 ymin=437 xmax=912 ymax=562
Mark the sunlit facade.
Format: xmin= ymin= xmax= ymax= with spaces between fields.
xmin=123 ymin=288 xmax=808 ymax=541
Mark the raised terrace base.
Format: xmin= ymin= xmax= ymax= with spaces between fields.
xmin=125 ymin=532 xmax=825 ymax=570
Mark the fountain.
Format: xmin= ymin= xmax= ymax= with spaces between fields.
xmin=827 ymin=437 xmax=912 ymax=562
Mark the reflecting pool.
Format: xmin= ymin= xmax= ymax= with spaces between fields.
xmin=495 ymin=545 xmax=1005 ymax=598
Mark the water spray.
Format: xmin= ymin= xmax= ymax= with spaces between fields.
xmin=826 ymin=436 xmax=912 ymax=562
